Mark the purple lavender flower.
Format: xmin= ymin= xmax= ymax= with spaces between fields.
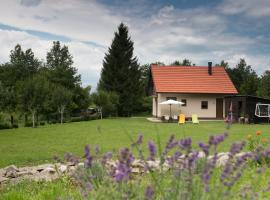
xmin=132 ymin=134 xmax=144 ymax=147
xmin=136 ymin=134 xmax=143 ymax=145
xmin=208 ymin=133 xmax=227 ymax=146
xmin=64 ymin=152 xmax=79 ymax=165
xmin=113 ymin=148 xmax=134 ymax=182
xmin=94 ymin=145 xmax=100 ymax=155
xmin=144 ymin=185 xmax=154 ymax=200
xmin=148 ymin=140 xmax=157 ymax=160
xmin=198 ymin=142 xmax=210 ymax=156
xmin=178 ymin=138 xmax=192 ymax=150
xmin=84 ymin=145 xmax=93 ymax=168
xmin=229 ymin=142 xmax=246 ymax=155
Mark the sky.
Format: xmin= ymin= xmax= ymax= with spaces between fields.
xmin=0 ymin=0 xmax=270 ymax=89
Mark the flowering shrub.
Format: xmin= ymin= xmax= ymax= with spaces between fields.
xmin=247 ymin=131 xmax=269 ymax=152
xmin=61 ymin=133 xmax=270 ymax=200
xmin=246 ymin=131 xmax=270 ymax=167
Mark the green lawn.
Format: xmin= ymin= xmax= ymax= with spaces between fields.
xmin=0 ymin=118 xmax=270 ymax=168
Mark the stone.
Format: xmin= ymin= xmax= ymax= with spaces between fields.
xmin=31 ymin=170 xmax=59 ymax=182
xmin=216 ymin=154 xmax=230 ymax=167
xmin=59 ymin=165 xmax=67 ymax=173
xmin=17 ymin=171 xmax=34 ymax=177
xmin=198 ymin=151 xmax=206 ymax=159
xmin=132 ymin=160 xmax=145 ymax=169
xmin=43 ymin=167 xmax=56 ymax=174
xmin=36 ymin=164 xmax=54 ymax=172
xmin=0 ymin=176 xmax=9 ymax=184
xmin=0 ymin=168 xmax=5 ymax=177
xmin=131 ymin=168 xmax=141 ymax=174
xmin=146 ymin=160 xmax=159 ymax=169
xmin=4 ymin=165 xmax=19 ymax=178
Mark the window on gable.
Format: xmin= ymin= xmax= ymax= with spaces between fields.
xmin=166 ymin=97 xmax=177 ymax=101
xmin=181 ymin=99 xmax=187 ymax=106
xmin=201 ymin=101 xmax=208 ymax=109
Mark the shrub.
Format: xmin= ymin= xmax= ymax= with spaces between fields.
xmin=0 ymin=123 xmax=11 ymax=130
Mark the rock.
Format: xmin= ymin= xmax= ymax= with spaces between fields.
xmin=4 ymin=165 xmax=19 ymax=178
xmin=131 ymin=168 xmax=141 ymax=174
xmin=59 ymin=165 xmax=67 ymax=173
xmin=43 ymin=167 xmax=56 ymax=174
xmin=198 ymin=151 xmax=206 ymax=159
xmin=216 ymin=154 xmax=230 ymax=167
xmin=0 ymin=176 xmax=9 ymax=184
xmin=17 ymin=171 xmax=34 ymax=177
xmin=78 ymin=162 xmax=84 ymax=167
xmin=132 ymin=160 xmax=145 ymax=169
xmin=217 ymin=152 xmax=228 ymax=158
xmin=146 ymin=160 xmax=159 ymax=169
xmin=0 ymin=168 xmax=5 ymax=177
xmin=36 ymin=164 xmax=54 ymax=172
xmin=31 ymin=170 xmax=59 ymax=182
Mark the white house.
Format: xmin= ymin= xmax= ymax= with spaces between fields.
xmin=150 ymin=62 xmax=238 ymax=119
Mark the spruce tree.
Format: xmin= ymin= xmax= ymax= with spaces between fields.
xmin=98 ymin=23 xmax=143 ymax=116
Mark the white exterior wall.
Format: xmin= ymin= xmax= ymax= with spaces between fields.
xmin=153 ymin=93 xmax=225 ymax=118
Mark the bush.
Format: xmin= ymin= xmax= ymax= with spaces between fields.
xmin=0 ymin=123 xmax=11 ymax=130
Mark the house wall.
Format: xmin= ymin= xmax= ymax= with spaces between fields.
xmin=153 ymin=93 xmax=225 ymax=118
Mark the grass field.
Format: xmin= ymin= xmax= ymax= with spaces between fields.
xmin=0 ymin=117 xmax=270 ymax=168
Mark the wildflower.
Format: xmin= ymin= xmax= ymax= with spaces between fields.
xmin=84 ymin=145 xmax=93 ymax=168
xmin=229 ymin=142 xmax=245 ymax=156
xmin=94 ymin=145 xmax=100 ymax=155
xmin=256 ymin=131 xmax=261 ymax=136
xmin=209 ymin=133 xmax=227 ymax=146
xmin=148 ymin=140 xmax=157 ymax=160
xmin=247 ymin=134 xmax=252 ymax=140
xmin=114 ymin=148 xmax=134 ymax=182
xmin=64 ymin=152 xmax=79 ymax=165
xmin=198 ymin=142 xmax=210 ymax=156
xmin=144 ymin=185 xmax=154 ymax=200
xmin=178 ymin=138 xmax=192 ymax=150
xmin=132 ymin=134 xmax=143 ymax=147
xmin=162 ymin=135 xmax=177 ymax=156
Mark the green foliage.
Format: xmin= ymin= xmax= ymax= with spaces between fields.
xmin=91 ymin=90 xmax=119 ymax=117
xmin=225 ymin=59 xmax=259 ymax=95
xmin=50 ymin=84 xmax=73 ymax=124
xmin=0 ymin=42 xmax=91 ymax=127
xmin=98 ymin=23 xmax=144 ymax=116
xmin=257 ymin=70 xmax=270 ymax=99
xmin=17 ymin=74 xmax=50 ymax=127
xmin=46 ymin=41 xmax=81 ymax=89
xmin=171 ymin=58 xmax=194 ymax=66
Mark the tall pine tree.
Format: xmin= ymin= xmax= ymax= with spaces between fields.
xmin=98 ymin=23 xmax=143 ymax=116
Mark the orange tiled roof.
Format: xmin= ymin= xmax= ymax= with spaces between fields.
xmin=151 ymin=65 xmax=238 ymax=94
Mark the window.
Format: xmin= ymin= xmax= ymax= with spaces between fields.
xmin=166 ymin=97 xmax=177 ymax=100
xmin=181 ymin=99 xmax=187 ymax=106
xmin=201 ymin=101 xmax=208 ymax=109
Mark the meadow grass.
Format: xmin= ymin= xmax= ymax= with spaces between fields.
xmin=0 ymin=117 xmax=269 ymax=168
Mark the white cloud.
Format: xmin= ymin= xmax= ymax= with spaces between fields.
xmin=219 ymin=0 xmax=270 ymax=18
xmin=0 ymin=0 xmax=122 ymax=45
xmin=0 ymin=29 xmax=105 ymax=88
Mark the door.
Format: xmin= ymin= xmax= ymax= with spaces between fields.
xmin=216 ymin=98 xmax=223 ymax=119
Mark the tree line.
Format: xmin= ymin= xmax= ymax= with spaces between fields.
xmin=0 ymin=41 xmax=90 ymax=128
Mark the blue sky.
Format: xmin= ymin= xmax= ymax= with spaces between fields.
xmin=0 ymin=0 xmax=269 ymax=89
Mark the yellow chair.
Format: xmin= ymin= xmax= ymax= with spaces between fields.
xmin=192 ymin=114 xmax=199 ymax=124
xmin=178 ymin=114 xmax=185 ymax=124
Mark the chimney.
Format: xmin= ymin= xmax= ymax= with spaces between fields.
xmin=208 ymin=62 xmax=212 ymax=75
